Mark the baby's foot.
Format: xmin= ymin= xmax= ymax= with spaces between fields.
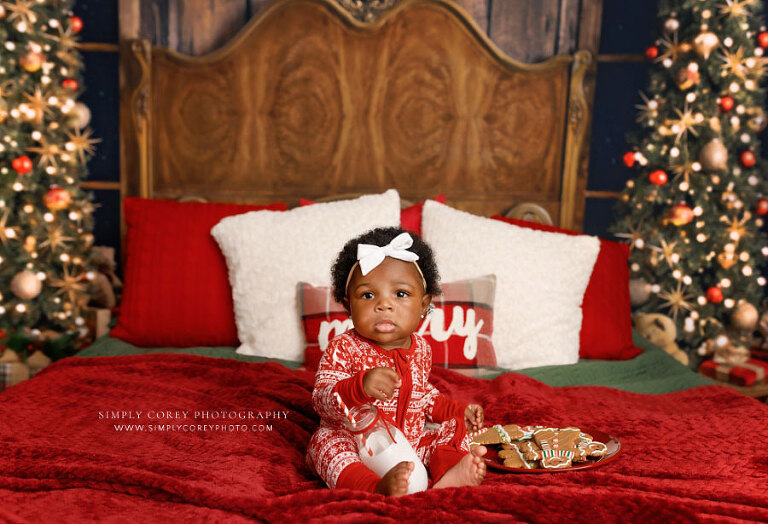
xmin=433 ymin=445 xmax=487 ymax=489
xmin=375 ymin=461 xmax=414 ymax=497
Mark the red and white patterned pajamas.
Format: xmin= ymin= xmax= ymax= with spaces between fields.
xmin=307 ymin=330 xmax=470 ymax=491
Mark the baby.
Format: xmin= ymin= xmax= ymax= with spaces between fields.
xmin=307 ymin=227 xmax=486 ymax=496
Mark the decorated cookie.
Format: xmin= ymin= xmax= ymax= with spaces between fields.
xmin=498 ymin=445 xmax=534 ymax=469
xmin=518 ymin=439 xmax=543 ymax=460
xmin=471 ymin=424 xmax=524 ymax=445
xmin=533 ymin=428 xmax=581 ymax=469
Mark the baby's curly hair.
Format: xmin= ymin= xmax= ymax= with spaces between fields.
xmin=331 ymin=227 xmax=441 ymax=303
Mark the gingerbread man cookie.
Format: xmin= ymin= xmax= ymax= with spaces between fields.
xmin=471 ymin=424 xmax=524 ymax=445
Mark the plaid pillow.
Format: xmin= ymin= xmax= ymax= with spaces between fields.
xmin=299 ymin=275 xmax=496 ymax=371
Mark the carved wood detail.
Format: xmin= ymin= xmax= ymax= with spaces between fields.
xmin=122 ymin=0 xmax=585 ymax=221
xmin=336 ymin=0 xmax=401 ymax=22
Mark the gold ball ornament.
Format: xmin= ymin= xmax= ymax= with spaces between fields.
xmin=0 ymin=5 xmax=5 ymax=19
xmin=0 ymin=98 xmax=7 ymax=124
xmin=694 ymin=31 xmax=719 ymax=59
xmin=699 ymin=139 xmax=728 ymax=170
xmin=731 ymin=301 xmax=759 ymax=331
xmin=629 ymin=278 xmax=653 ymax=306
xmin=665 ymin=203 xmax=694 ymax=226
xmin=10 ymin=270 xmax=42 ymax=300
xmin=18 ymin=51 xmax=44 ymax=73
xmin=67 ymin=102 xmax=91 ymax=129
xmin=43 ymin=187 xmax=72 ymax=211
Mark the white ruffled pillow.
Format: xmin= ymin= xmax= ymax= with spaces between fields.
xmin=212 ymin=190 xmax=401 ymax=361
xmin=421 ymin=200 xmax=600 ymax=370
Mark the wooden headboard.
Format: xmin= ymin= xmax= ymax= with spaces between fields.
xmin=120 ymin=0 xmax=591 ymax=228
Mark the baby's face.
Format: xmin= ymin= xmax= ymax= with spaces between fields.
xmin=346 ymin=257 xmax=430 ymax=350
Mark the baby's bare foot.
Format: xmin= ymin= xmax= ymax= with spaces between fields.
xmin=375 ymin=461 xmax=414 ymax=497
xmin=433 ymin=445 xmax=487 ymax=489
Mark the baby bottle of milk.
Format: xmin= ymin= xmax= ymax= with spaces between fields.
xmin=345 ymin=404 xmax=428 ymax=494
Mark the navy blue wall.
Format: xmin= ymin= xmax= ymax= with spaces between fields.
xmin=75 ymin=0 xmax=120 ymax=264
xmin=585 ymin=0 xmax=660 ymax=238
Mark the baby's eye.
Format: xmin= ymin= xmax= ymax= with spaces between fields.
xmin=361 ymin=291 xmax=374 ymax=299
xmin=396 ymin=290 xmax=410 ymax=298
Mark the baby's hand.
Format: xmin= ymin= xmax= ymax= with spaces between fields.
xmin=363 ymin=367 xmax=401 ymax=401
xmin=465 ymin=404 xmax=484 ymax=432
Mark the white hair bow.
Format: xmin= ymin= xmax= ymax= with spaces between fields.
xmin=357 ymin=232 xmax=419 ymax=276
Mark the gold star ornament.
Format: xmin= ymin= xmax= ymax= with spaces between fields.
xmin=26 ymin=136 xmax=61 ymax=167
xmin=65 ymin=127 xmax=100 ymax=164
xmin=49 ymin=264 xmax=88 ymax=313
xmin=718 ymin=0 xmax=757 ymax=18
xmin=2 ymin=0 xmax=39 ymax=26
xmin=658 ymin=282 xmax=694 ymax=321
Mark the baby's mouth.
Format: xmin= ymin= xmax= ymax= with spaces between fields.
xmin=374 ymin=320 xmax=396 ymax=333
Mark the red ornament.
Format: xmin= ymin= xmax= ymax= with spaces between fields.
xmin=666 ymin=203 xmax=694 ymax=226
xmin=758 ymin=32 xmax=768 ymax=49
xmin=706 ymin=286 xmax=724 ymax=304
xmin=649 ymin=169 xmax=668 ymax=185
xmin=622 ymin=151 xmax=636 ymax=167
xmin=756 ymin=198 xmax=768 ymax=215
xmin=43 ymin=187 xmax=72 ymax=211
xmin=70 ymin=16 xmax=83 ymax=33
xmin=645 ymin=46 xmax=659 ymax=60
xmin=740 ymin=150 xmax=756 ymax=167
xmin=62 ymin=78 xmax=78 ymax=91
xmin=12 ymin=156 xmax=33 ymax=174
xmin=718 ymin=96 xmax=735 ymax=113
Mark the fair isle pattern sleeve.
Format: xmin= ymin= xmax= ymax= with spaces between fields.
xmin=312 ymin=335 xmax=356 ymax=423
xmin=420 ymin=336 xmax=441 ymax=422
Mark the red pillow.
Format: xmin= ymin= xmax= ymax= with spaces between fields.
xmin=400 ymin=195 xmax=446 ymax=236
xmin=112 ymin=198 xmax=286 ymax=347
xmin=300 ymin=195 xmax=446 ymax=237
xmin=491 ymin=216 xmax=641 ymax=361
xmin=299 ymin=275 xmax=497 ymax=371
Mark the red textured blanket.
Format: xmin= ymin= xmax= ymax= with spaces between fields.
xmin=1 ymin=354 xmax=767 ymax=522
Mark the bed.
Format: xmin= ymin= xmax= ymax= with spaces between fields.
xmin=3 ymin=0 xmax=768 ymax=521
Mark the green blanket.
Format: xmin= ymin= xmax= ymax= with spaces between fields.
xmin=77 ymin=331 xmax=715 ymax=394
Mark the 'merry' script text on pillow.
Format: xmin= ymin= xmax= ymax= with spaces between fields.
xmin=317 ymin=306 xmax=484 ymax=360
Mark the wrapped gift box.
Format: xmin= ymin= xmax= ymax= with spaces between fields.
xmin=699 ymin=358 xmax=768 ymax=387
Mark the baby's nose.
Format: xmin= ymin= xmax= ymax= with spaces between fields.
xmin=376 ymin=298 xmax=394 ymax=310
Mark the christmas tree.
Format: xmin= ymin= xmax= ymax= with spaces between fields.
xmin=613 ymin=0 xmax=768 ymax=362
xmin=0 ymin=1 xmax=97 ymax=355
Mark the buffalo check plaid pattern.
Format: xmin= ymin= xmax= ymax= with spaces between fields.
xmin=0 ymin=362 xmax=31 ymax=391
xmin=298 ymin=275 xmax=497 ymax=371
xmin=0 ymin=363 xmax=13 ymax=391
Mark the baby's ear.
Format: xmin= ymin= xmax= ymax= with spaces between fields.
xmin=342 ymin=297 xmax=351 ymax=314
xmin=421 ymin=293 xmax=432 ymax=312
